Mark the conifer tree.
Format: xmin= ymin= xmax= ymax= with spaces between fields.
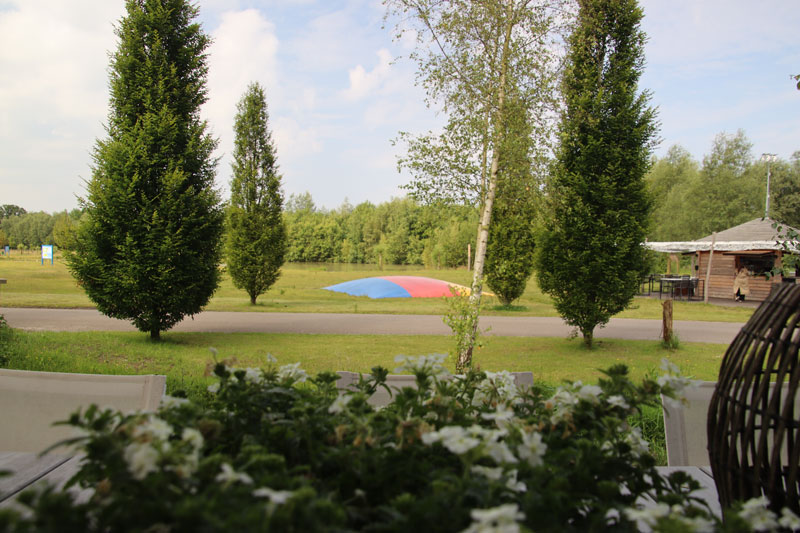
xmin=486 ymin=97 xmax=539 ymax=306
xmin=535 ymin=0 xmax=657 ymax=347
xmin=226 ymin=83 xmax=286 ymax=304
xmin=67 ymin=0 xmax=223 ymax=340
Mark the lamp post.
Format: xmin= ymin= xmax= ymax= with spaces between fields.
xmin=761 ymin=153 xmax=777 ymax=218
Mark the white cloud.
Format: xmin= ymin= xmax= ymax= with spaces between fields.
xmin=342 ymin=48 xmax=393 ymax=101
xmin=204 ymin=9 xmax=280 ymax=192
xmin=272 ymin=116 xmax=322 ymax=159
xmin=0 ymin=0 xmax=124 ymax=211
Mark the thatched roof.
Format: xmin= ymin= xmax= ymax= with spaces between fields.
xmin=645 ymin=218 xmax=800 ymax=253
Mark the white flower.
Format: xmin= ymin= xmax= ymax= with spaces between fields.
xmin=423 ymin=426 xmax=481 ymax=455
xmin=657 ymin=358 xmax=695 ymax=409
xmin=461 ymin=503 xmax=525 ymax=533
xmin=215 ymin=463 xmax=253 ymax=485
xmin=607 ymin=395 xmax=629 ymax=410
xmin=265 ymin=353 xmax=277 ymax=363
xmin=207 ymin=382 xmax=220 ymax=394
xmin=472 ymin=371 xmax=519 ymax=406
xmin=124 ymin=442 xmax=160 ymax=480
xmin=132 ymin=415 xmax=173 ymax=442
xmin=329 ymin=394 xmax=354 ymax=414
xmin=546 ymin=386 xmax=581 ymax=425
xmin=181 ymin=428 xmax=204 ymax=451
xmin=277 ymin=362 xmax=308 ymax=384
xmin=442 ymin=432 xmax=481 ymax=455
xmin=253 ymin=486 xmax=293 ymax=505
xmin=481 ymin=404 xmax=516 ymax=428
xmin=779 ymin=507 xmax=800 ymax=530
xmin=739 ymin=496 xmax=779 ymax=531
xmin=517 ymin=430 xmax=547 ymax=467
xmin=484 ymin=440 xmax=517 ymax=465
xmin=504 ymin=469 xmax=526 ymax=493
xmin=681 ymin=515 xmax=716 ymax=532
xmin=393 ymin=354 xmax=450 ymax=378
xmin=624 ymin=426 xmax=650 ymax=458
xmin=576 ymin=384 xmax=602 ymax=404
xmin=623 ymin=503 xmax=670 ymax=527
xmin=471 ymin=465 xmax=503 ymax=481
xmin=243 ymin=367 xmax=264 ymax=384
xmin=160 ymin=395 xmax=189 ymax=409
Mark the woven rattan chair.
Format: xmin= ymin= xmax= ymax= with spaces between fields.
xmin=0 ymin=369 xmax=166 ymax=453
xmin=707 ymin=283 xmax=800 ymax=513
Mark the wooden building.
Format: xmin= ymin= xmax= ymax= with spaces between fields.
xmin=646 ymin=218 xmax=799 ymax=302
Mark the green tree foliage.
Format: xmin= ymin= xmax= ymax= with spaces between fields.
xmin=226 ymin=83 xmax=286 ymax=305
xmin=645 ymin=135 xmax=800 ymax=242
xmin=645 ymin=145 xmax=700 ymax=241
xmin=768 ymin=151 xmax=800 ymax=228
xmin=536 ymin=0 xmax=657 ymax=348
xmin=0 ymin=205 xmax=26 ymax=220
xmin=485 ymin=98 xmax=540 ymax=305
xmin=1 ymin=212 xmax=56 ymax=249
xmin=67 ymin=0 xmax=223 ymax=340
xmin=683 ymin=130 xmax=762 ymax=236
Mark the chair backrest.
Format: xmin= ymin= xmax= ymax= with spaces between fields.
xmin=663 ymin=381 xmax=800 ymax=466
xmin=336 ymin=371 xmax=534 ymax=407
xmin=0 ymin=369 xmax=166 ymax=453
xmin=662 ymin=381 xmax=717 ymax=466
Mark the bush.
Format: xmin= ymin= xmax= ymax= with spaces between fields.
xmin=0 ymin=357 xmax=796 ymax=532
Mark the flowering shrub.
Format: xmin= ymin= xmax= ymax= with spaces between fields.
xmin=1 ymin=357 xmax=798 ymax=532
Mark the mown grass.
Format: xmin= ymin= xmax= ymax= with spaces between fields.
xmin=0 ymin=253 xmax=754 ymax=322
xmin=2 ymin=327 xmax=725 ymax=392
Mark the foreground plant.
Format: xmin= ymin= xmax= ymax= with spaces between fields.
xmin=0 ymin=357 xmax=796 ymax=532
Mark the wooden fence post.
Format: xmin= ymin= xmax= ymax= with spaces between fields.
xmin=662 ymin=299 xmax=673 ymax=345
xmin=704 ymin=233 xmax=716 ymax=303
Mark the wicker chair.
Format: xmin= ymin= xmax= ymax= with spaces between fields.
xmin=707 ymin=283 xmax=800 ymax=513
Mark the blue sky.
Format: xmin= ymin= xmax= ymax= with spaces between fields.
xmin=1 ymin=0 xmax=798 ymax=214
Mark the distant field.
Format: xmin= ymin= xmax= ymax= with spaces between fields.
xmin=0 ymin=251 xmax=755 ymax=322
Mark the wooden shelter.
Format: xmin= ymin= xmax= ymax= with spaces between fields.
xmin=646 ymin=218 xmax=799 ymax=302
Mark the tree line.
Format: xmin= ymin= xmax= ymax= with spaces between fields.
xmin=8 ymin=130 xmax=797 ymax=265
xmin=646 ymin=132 xmax=800 ymax=241
xmin=0 ymin=197 xmax=478 ymax=269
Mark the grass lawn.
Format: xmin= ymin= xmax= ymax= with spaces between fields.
xmin=0 ymin=252 xmax=755 ymax=322
xmin=2 ymin=328 xmax=726 ymax=393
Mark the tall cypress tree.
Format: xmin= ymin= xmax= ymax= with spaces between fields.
xmin=485 ymin=97 xmax=539 ymax=306
xmin=535 ymin=0 xmax=656 ymax=347
xmin=67 ymin=0 xmax=223 ymax=340
xmin=226 ymin=83 xmax=286 ymax=304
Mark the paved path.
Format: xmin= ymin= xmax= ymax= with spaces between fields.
xmin=1 ymin=307 xmax=744 ymax=344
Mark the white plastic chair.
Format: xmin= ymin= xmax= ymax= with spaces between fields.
xmin=663 ymin=380 xmax=800 ymax=466
xmin=662 ymin=381 xmax=716 ymax=466
xmin=0 ymin=369 xmax=166 ymax=453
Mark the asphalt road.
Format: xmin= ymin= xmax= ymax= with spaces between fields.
xmin=0 ymin=307 xmax=745 ymax=344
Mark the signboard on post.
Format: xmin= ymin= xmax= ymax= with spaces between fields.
xmin=42 ymin=245 xmax=53 ymax=266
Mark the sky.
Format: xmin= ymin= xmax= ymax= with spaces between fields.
xmin=0 ymin=0 xmax=798 ymax=214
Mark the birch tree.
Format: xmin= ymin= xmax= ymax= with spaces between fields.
xmin=386 ymin=0 xmax=565 ymax=370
